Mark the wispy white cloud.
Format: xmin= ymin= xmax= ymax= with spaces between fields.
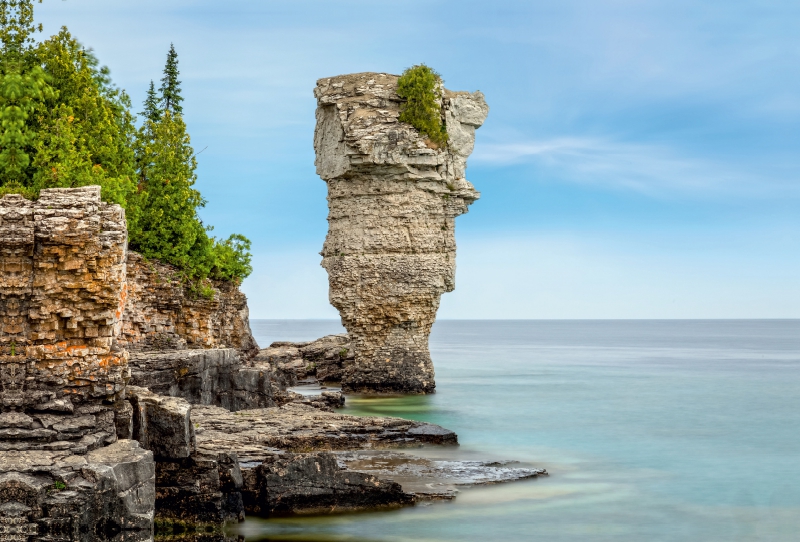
xmin=472 ymin=137 xmax=798 ymax=199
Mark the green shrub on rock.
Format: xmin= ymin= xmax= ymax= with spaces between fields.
xmin=397 ymin=64 xmax=448 ymax=147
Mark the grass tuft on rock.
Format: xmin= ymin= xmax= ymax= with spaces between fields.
xmin=397 ymin=64 xmax=448 ymax=147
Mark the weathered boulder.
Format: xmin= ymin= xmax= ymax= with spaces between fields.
xmin=314 ymin=72 xmax=488 ymax=394
xmin=126 ymin=387 xmax=195 ymax=460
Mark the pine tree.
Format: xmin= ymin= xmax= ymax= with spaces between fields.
xmin=129 ymin=110 xmax=211 ymax=277
xmin=141 ymin=79 xmax=161 ymax=123
xmin=159 ymin=43 xmax=183 ymax=115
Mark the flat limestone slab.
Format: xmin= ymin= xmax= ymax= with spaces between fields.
xmin=192 ymin=402 xmax=457 ymax=462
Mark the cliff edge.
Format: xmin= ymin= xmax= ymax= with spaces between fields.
xmin=314 ymin=72 xmax=488 ymax=394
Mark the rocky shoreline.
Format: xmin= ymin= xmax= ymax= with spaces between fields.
xmin=0 ymin=74 xmax=539 ymax=541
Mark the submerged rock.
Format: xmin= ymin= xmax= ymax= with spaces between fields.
xmin=337 ymin=450 xmax=548 ymax=500
xmin=314 ymin=72 xmax=489 ymax=394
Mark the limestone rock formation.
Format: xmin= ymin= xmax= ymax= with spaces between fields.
xmin=314 ymin=72 xmax=488 ymax=394
xmin=120 ymin=252 xmax=258 ymax=359
xmin=255 ymin=334 xmax=353 ymax=383
xmin=0 ymin=187 xmax=129 ymax=455
xmin=0 ymin=187 xmax=155 ymax=539
xmin=128 ymin=349 xmax=292 ymax=411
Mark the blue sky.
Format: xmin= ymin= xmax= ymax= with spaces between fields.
xmin=37 ymin=1 xmax=800 ymax=318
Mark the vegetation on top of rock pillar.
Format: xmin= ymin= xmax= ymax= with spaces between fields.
xmin=397 ymin=64 xmax=448 ymax=147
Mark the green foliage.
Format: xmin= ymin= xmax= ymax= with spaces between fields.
xmin=397 ymin=64 xmax=448 ymax=147
xmin=159 ymin=43 xmax=182 ymax=115
xmin=0 ymin=2 xmax=252 ymax=283
xmin=33 ymin=28 xmax=138 ymax=209
xmin=131 ymin=46 xmax=252 ymax=283
xmin=0 ymin=2 xmax=137 ymax=208
xmin=210 ymin=233 xmax=252 ymax=282
xmin=141 ymin=79 xmax=160 ymax=123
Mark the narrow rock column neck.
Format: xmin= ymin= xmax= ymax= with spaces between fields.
xmin=313 ymin=72 xmax=488 ymax=394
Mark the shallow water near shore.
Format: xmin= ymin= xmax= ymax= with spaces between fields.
xmin=241 ymin=319 xmax=800 ymax=541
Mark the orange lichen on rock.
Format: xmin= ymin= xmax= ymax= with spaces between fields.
xmin=0 ymin=187 xmax=128 ymax=453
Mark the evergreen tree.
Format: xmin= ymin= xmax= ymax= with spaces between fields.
xmin=141 ymin=79 xmax=160 ymax=123
xmin=129 ymin=110 xmax=212 ymax=277
xmin=0 ymin=2 xmax=252 ymax=282
xmin=159 ymin=43 xmax=182 ymax=115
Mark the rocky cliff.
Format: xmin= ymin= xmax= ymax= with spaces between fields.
xmin=0 ymin=187 xmax=155 ymax=540
xmin=0 ymin=187 xmax=459 ymax=539
xmin=120 ymin=252 xmax=258 ymax=358
xmin=314 ymin=72 xmax=488 ymax=393
xmin=0 ymin=187 xmax=261 ymax=539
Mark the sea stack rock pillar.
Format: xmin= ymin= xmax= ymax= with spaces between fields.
xmin=314 ymin=72 xmax=488 ymax=394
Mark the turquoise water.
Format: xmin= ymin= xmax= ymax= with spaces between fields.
xmin=241 ymin=319 xmax=800 ymax=541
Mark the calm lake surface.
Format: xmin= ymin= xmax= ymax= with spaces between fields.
xmin=239 ymin=319 xmax=800 ymax=541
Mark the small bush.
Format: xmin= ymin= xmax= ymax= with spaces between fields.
xmin=210 ymin=234 xmax=253 ymax=282
xmin=397 ymin=64 xmax=448 ymax=147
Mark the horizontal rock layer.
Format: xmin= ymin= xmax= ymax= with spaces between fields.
xmin=0 ymin=187 xmax=128 ymax=454
xmin=119 ymin=252 xmax=258 ymax=358
xmin=0 ymin=440 xmax=154 ymax=541
xmin=255 ymin=334 xmax=352 ymax=383
xmin=129 ymin=348 xmax=292 ymax=412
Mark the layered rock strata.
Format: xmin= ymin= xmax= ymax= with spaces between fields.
xmin=0 ymin=441 xmax=155 ymax=541
xmin=314 ymin=72 xmax=489 ymax=394
xmin=0 ymin=188 xmax=129 ymax=453
xmin=0 ymin=187 xmax=155 ymax=539
xmin=191 ymin=402 xmax=455 ymax=516
xmin=255 ymin=334 xmax=353 ymax=383
xmin=1 ymin=186 xmax=536 ymax=537
xmin=120 ymin=252 xmax=258 ymax=359
xmin=124 ymin=387 xmax=245 ymax=528
xmin=128 ymin=349 xmax=293 ymax=412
